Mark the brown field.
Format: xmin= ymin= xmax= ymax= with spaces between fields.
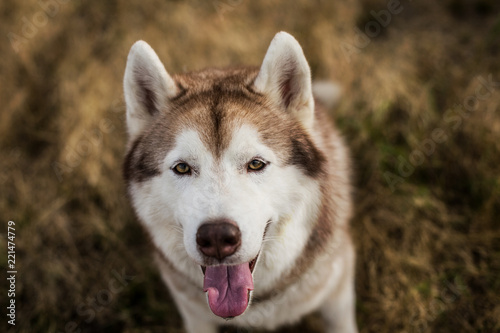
xmin=1 ymin=0 xmax=499 ymax=332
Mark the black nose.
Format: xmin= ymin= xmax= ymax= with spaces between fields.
xmin=196 ymin=221 xmax=241 ymax=260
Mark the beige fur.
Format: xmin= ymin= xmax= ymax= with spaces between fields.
xmin=123 ymin=32 xmax=357 ymax=332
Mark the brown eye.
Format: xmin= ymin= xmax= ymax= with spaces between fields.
xmin=248 ymin=159 xmax=265 ymax=171
xmin=174 ymin=163 xmax=191 ymax=175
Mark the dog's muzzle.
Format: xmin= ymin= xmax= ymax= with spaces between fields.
xmin=196 ymin=219 xmax=255 ymax=319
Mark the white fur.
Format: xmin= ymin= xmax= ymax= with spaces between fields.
xmin=129 ymin=121 xmax=356 ymax=332
xmin=312 ymin=80 xmax=343 ymax=108
xmin=130 ymin=123 xmax=348 ymax=330
xmin=130 ymin=124 xmax=320 ymax=272
xmin=124 ymin=32 xmax=357 ymax=333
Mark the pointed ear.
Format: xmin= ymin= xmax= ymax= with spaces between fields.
xmin=123 ymin=40 xmax=178 ymax=141
xmin=253 ymin=32 xmax=314 ymax=131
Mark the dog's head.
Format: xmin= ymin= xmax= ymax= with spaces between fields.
xmin=123 ymin=32 xmax=325 ymax=318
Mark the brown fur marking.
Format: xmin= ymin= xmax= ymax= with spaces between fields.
xmin=123 ymin=66 xmax=327 ymax=185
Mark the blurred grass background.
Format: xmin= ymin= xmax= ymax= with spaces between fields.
xmin=1 ymin=0 xmax=500 ymax=332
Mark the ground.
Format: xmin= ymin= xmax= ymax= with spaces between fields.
xmin=0 ymin=0 xmax=499 ymax=332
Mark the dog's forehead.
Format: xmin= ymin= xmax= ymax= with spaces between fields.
xmin=124 ymin=68 xmax=325 ymax=183
xmin=165 ymin=70 xmax=289 ymax=158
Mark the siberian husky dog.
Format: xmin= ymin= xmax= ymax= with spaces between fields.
xmin=123 ymin=32 xmax=357 ymax=333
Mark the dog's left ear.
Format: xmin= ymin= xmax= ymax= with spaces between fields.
xmin=254 ymin=32 xmax=314 ymax=131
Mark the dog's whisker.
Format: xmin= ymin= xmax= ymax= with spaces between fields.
xmin=262 ymin=236 xmax=280 ymax=242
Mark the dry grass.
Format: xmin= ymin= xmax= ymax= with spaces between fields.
xmin=1 ymin=0 xmax=499 ymax=332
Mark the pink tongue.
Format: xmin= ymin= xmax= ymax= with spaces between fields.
xmin=203 ymin=263 xmax=254 ymax=318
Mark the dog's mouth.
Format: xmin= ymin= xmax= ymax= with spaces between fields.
xmin=201 ymin=254 xmax=259 ymax=319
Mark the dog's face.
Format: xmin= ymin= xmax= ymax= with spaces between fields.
xmin=123 ymin=32 xmax=323 ymax=318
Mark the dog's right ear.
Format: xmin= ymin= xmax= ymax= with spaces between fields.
xmin=123 ymin=41 xmax=178 ymax=142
